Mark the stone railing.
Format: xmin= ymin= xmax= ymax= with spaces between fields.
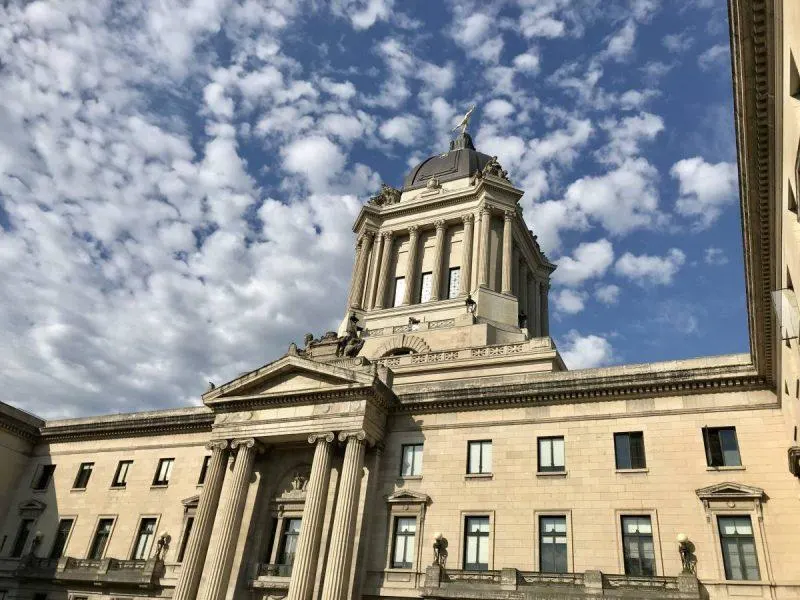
xmin=371 ymin=339 xmax=553 ymax=370
xmin=16 ymin=556 xmax=163 ymax=588
xmin=365 ymin=317 xmax=457 ymax=338
xmin=252 ymin=563 xmax=293 ymax=591
xmin=257 ymin=563 xmax=293 ymax=578
xmin=422 ymin=566 xmax=700 ymax=599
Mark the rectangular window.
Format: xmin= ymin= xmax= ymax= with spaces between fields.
xmin=419 ymin=272 xmax=433 ymax=303
xmin=463 ymin=516 xmax=490 ymax=571
xmin=614 ymin=432 xmax=646 ymax=469
xmin=112 ymin=460 xmax=133 ymax=488
xmin=718 ymin=516 xmax=760 ymax=581
xmin=400 ymin=444 xmax=423 ymax=477
xmin=393 ymin=277 xmax=405 ymax=307
xmin=703 ymin=427 xmax=742 ymax=467
xmin=467 ymin=440 xmax=492 ymax=474
xmin=88 ymin=518 xmax=114 ymax=559
xmin=49 ymin=518 xmax=74 ymax=559
xmin=278 ymin=518 xmax=301 ymax=566
xmin=132 ymin=518 xmax=157 ymax=560
xmin=448 ymin=267 xmax=461 ymax=299
xmin=539 ymin=516 xmax=568 ymax=573
xmin=177 ymin=517 xmax=194 ymax=563
xmin=392 ymin=517 xmax=417 ymax=568
xmin=11 ymin=519 xmax=34 ymax=558
xmin=32 ymin=464 xmax=56 ymax=491
xmin=73 ymin=462 xmax=94 ymax=489
xmin=198 ymin=456 xmax=211 ymax=485
xmin=621 ymin=516 xmax=655 ymax=576
xmin=153 ymin=458 xmax=174 ymax=486
xmin=33 ymin=594 xmax=46 ymax=600
xmin=538 ymin=437 xmax=565 ymax=472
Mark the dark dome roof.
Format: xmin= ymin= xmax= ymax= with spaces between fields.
xmin=402 ymin=133 xmax=493 ymax=191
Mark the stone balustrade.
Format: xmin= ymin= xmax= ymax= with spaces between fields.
xmin=14 ymin=556 xmax=163 ymax=588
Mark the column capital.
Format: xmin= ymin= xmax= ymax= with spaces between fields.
xmin=308 ymin=432 xmax=335 ymax=444
xmin=481 ymin=204 xmax=493 ymax=216
xmin=338 ymin=429 xmax=368 ymax=444
xmin=504 ymin=210 xmax=515 ymax=221
xmin=358 ymin=230 xmax=375 ymax=243
xmin=231 ymin=437 xmax=265 ymax=453
xmin=461 ymin=213 xmax=474 ymax=224
xmin=205 ymin=439 xmax=229 ymax=452
xmin=381 ymin=230 xmax=394 ymax=240
xmin=407 ymin=225 xmax=419 ymax=236
xmin=434 ymin=219 xmax=446 ymax=231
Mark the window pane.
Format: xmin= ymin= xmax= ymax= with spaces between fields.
xmin=413 ymin=445 xmax=423 ymax=475
xmin=397 ymin=517 xmax=416 ymax=533
xmin=448 ymin=268 xmax=461 ymax=299
xmin=481 ymin=442 xmax=492 ymax=473
xmin=469 ymin=443 xmax=481 ymax=473
xmin=477 ymin=537 xmax=489 ymax=564
xmin=420 ymin=272 xmax=433 ymax=303
xmin=552 ymin=438 xmax=565 ymax=467
xmin=401 ymin=446 xmax=414 ymax=476
xmin=540 ymin=516 xmax=567 ymax=573
xmin=719 ymin=429 xmax=741 ymax=466
xmin=466 ymin=536 xmax=478 ymax=564
xmin=393 ymin=277 xmax=405 ymax=307
xmin=394 ymin=533 xmax=406 ymax=564
xmin=630 ymin=433 xmax=646 ymax=468
xmin=177 ymin=517 xmax=194 ymax=562
xmin=50 ymin=519 xmax=74 ymax=559
xmin=615 ymin=434 xmax=631 ymax=469
xmin=539 ymin=439 xmax=552 ymax=468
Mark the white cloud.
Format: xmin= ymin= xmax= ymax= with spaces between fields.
xmin=282 ymin=136 xmax=346 ymax=193
xmin=662 ymin=32 xmax=694 ymax=53
xmin=604 ymin=20 xmax=637 ymax=62
xmin=484 ymin=99 xmax=516 ymax=121
xmin=553 ymin=239 xmax=614 ymax=287
xmin=596 ymin=112 xmax=664 ymax=164
xmin=553 ymin=289 xmax=587 ymax=314
xmin=331 ymin=0 xmax=394 ymax=29
xmin=560 ymin=330 xmax=615 ymax=369
xmin=704 ymin=247 xmax=729 ymax=266
xmin=670 ymin=157 xmax=737 ymax=228
xmin=450 ymin=11 xmax=503 ymax=64
xmin=513 ymin=51 xmax=541 ymax=74
xmin=319 ymin=78 xmax=357 ymax=100
xmin=379 ymin=114 xmax=423 ymax=146
xmin=594 ymin=284 xmax=621 ymax=305
xmin=698 ymin=43 xmax=730 ymax=70
xmin=614 ymin=248 xmax=686 ymax=286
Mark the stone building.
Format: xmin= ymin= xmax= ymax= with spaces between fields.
xmin=1 ymin=1 xmax=799 ymax=599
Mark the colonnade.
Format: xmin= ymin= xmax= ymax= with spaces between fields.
xmin=346 ymin=205 xmax=550 ymax=336
xmin=172 ymin=431 xmax=369 ymax=600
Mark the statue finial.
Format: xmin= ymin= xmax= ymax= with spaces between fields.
xmin=452 ymin=104 xmax=476 ymax=135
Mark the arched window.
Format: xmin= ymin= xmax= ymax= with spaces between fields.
xmin=383 ymin=347 xmax=415 ymax=357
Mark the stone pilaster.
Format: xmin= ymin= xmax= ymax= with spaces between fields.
xmin=173 ymin=440 xmax=229 ymax=600
xmin=365 ymin=230 xmax=384 ymax=310
xmin=402 ymin=226 xmax=419 ymax=305
xmin=286 ymin=433 xmax=335 ymax=600
xmin=540 ymin=282 xmax=550 ymax=336
xmin=460 ymin=214 xmax=474 ymax=296
xmin=501 ymin=211 xmax=514 ymax=295
xmin=348 ymin=232 xmax=373 ymax=309
xmin=320 ymin=431 xmax=367 ymax=600
xmin=478 ymin=205 xmax=492 ymax=288
xmin=373 ymin=231 xmax=394 ymax=309
xmin=531 ymin=279 xmax=540 ymax=336
xmin=430 ymin=220 xmax=447 ymax=301
xmin=518 ymin=265 xmax=528 ymax=324
xmin=199 ymin=438 xmax=260 ymax=600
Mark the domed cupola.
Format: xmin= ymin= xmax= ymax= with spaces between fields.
xmin=402 ymin=133 xmax=494 ymax=191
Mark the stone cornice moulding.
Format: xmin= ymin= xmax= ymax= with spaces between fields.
xmin=210 ymin=385 xmax=395 ymax=414
xmin=39 ymin=411 xmax=214 ymax=443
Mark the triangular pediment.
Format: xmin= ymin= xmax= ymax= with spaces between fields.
xmin=204 ymin=354 xmax=379 ymax=404
xmin=19 ymin=498 xmax=47 ymax=515
xmin=386 ymin=489 xmax=430 ymax=505
xmin=696 ymin=482 xmax=765 ymax=500
xmin=182 ymin=495 xmax=200 ymax=508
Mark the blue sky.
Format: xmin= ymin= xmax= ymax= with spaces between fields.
xmin=0 ymin=0 xmax=746 ymax=418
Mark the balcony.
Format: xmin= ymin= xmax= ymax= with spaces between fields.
xmin=15 ymin=556 xmax=164 ymax=588
xmin=251 ymin=563 xmax=292 ymax=591
xmin=422 ymin=565 xmax=701 ymax=599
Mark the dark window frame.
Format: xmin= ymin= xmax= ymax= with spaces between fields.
xmin=537 ymin=436 xmax=566 ymax=473
xmin=177 ymin=516 xmax=195 ymax=563
xmin=152 ymin=458 xmax=174 ymax=486
xmin=467 ymin=440 xmax=492 ymax=474
xmin=87 ymin=518 xmax=114 ymax=560
xmin=72 ymin=462 xmax=94 ymax=490
xmin=392 ymin=276 xmax=406 ymax=308
xmin=718 ymin=516 xmax=761 ymax=581
xmin=621 ymin=516 xmax=656 ymax=576
xmin=447 ymin=267 xmax=461 ymax=299
xmin=32 ymin=464 xmax=56 ymax=491
xmin=11 ymin=518 xmax=34 ymax=558
xmin=131 ymin=517 xmax=157 ymax=560
xmin=418 ymin=271 xmax=433 ymax=303
xmin=111 ymin=460 xmax=133 ymax=488
xmin=198 ymin=456 xmax=211 ymax=485
xmin=539 ymin=515 xmax=568 ymax=573
xmin=614 ymin=432 xmax=647 ymax=469
xmin=463 ymin=516 xmax=490 ymax=571
xmin=400 ymin=443 xmax=423 ymax=477
xmin=702 ymin=427 xmax=742 ymax=467
xmin=277 ymin=518 xmax=301 ymax=567
xmin=391 ymin=516 xmax=417 ymax=569
xmin=49 ymin=518 xmax=74 ymax=560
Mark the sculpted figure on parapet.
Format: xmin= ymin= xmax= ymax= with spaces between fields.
xmin=368 ymin=183 xmax=401 ymax=206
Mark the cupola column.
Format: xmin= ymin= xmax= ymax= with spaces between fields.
xmin=519 ymin=264 xmax=528 ymax=326
xmin=478 ymin=205 xmax=492 ymax=288
xmin=460 ymin=214 xmax=474 ymax=296
xmin=365 ymin=232 xmax=384 ymax=310
xmin=501 ymin=211 xmax=514 ymax=295
xmin=430 ymin=220 xmax=447 ymax=301
xmin=348 ymin=232 xmax=373 ymax=309
xmin=374 ymin=231 xmax=394 ymax=309
xmin=402 ymin=226 xmax=420 ymax=305
xmin=540 ymin=282 xmax=550 ymax=336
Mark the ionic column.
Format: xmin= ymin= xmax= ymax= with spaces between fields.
xmin=365 ymin=233 xmax=384 ymax=310
xmin=348 ymin=232 xmax=373 ymax=309
xmin=501 ymin=211 xmax=514 ymax=295
xmin=402 ymin=226 xmax=419 ymax=305
xmin=373 ymin=231 xmax=394 ymax=309
xmin=478 ymin=206 xmax=492 ymax=287
xmin=199 ymin=438 xmax=261 ymax=600
xmin=540 ymin=282 xmax=550 ymax=336
xmin=518 ymin=265 xmax=528 ymax=325
xmin=459 ymin=214 xmax=474 ymax=296
xmin=530 ymin=279 xmax=540 ymax=336
xmin=287 ymin=433 xmax=335 ymax=600
xmin=471 ymin=210 xmax=482 ymax=291
xmin=320 ymin=431 xmax=367 ymax=600
xmin=430 ymin=220 xmax=447 ymax=300
xmin=173 ymin=440 xmax=229 ymax=600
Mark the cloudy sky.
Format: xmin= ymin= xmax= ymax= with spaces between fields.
xmin=0 ymin=0 xmax=746 ymax=418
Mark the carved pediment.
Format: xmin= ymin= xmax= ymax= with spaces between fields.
xmin=695 ymin=482 xmax=765 ymax=500
xmin=182 ymin=495 xmax=200 ymax=508
xmin=386 ymin=489 xmax=430 ymax=505
xmin=204 ymin=354 xmax=381 ymax=404
xmin=19 ymin=498 xmax=46 ymax=517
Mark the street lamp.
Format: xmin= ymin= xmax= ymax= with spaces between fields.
xmin=465 ymin=294 xmax=476 ymax=315
xmin=677 ymin=533 xmax=695 ymax=574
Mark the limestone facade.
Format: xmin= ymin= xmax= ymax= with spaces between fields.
xmin=1 ymin=1 xmax=799 ymax=600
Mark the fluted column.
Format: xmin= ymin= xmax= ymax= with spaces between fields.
xmin=320 ymin=431 xmax=367 ymax=600
xmin=478 ymin=205 xmax=492 ymax=287
xmin=540 ymin=282 xmax=550 ymax=336
xmin=530 ymin=279 xmax=540 ymax=336
xmin=200 ymin=438 xmax=260 ymax=600
xmin=373 ymin=231 xmax=394 ymax=309
xmin=501 ymin=211 xmax=514 ymax=295
xmin=365 ymin=231 xmax=383 ymax=310
xmin=460 ymin=214 xmax=474 ymax=295
xmin=287 ymin=433 xmax=335 ymax=600
xmin=173 ymin=440 xmax=229 ymax=600
xmin=348 ymin=232 xmax=373 ymax=309
xmin=402 ymin=226 xmax=419 ymax=305
xmin=519 ymin=265 xmax=528 ymax=326
xmin=430 ymin=220 xmax=447 ymax=300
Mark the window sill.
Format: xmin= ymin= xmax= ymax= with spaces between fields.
xmin=616 ymin=468 xmax=649 ymax=474
xmin=536 ymin=471 xmax=567 ymax=477
xmin=385 ymin=567 xmax=416 ymax=573
xmin=705 ymin=579 xmax=768 ymax=586
xmin=398 ymin=475 xmax=422 ymax=481
xmin=465 ymin=473 xmax=493 ymax=480
xmin=706 ymin=466 xmax=746 ymax=472
xmin=70 ymin=487 xmax=87 ymax=492
xmin=109 ymin=485 xmax=127 ymax=490
xmin=151 ymin=484 xmax=170 ymax=489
